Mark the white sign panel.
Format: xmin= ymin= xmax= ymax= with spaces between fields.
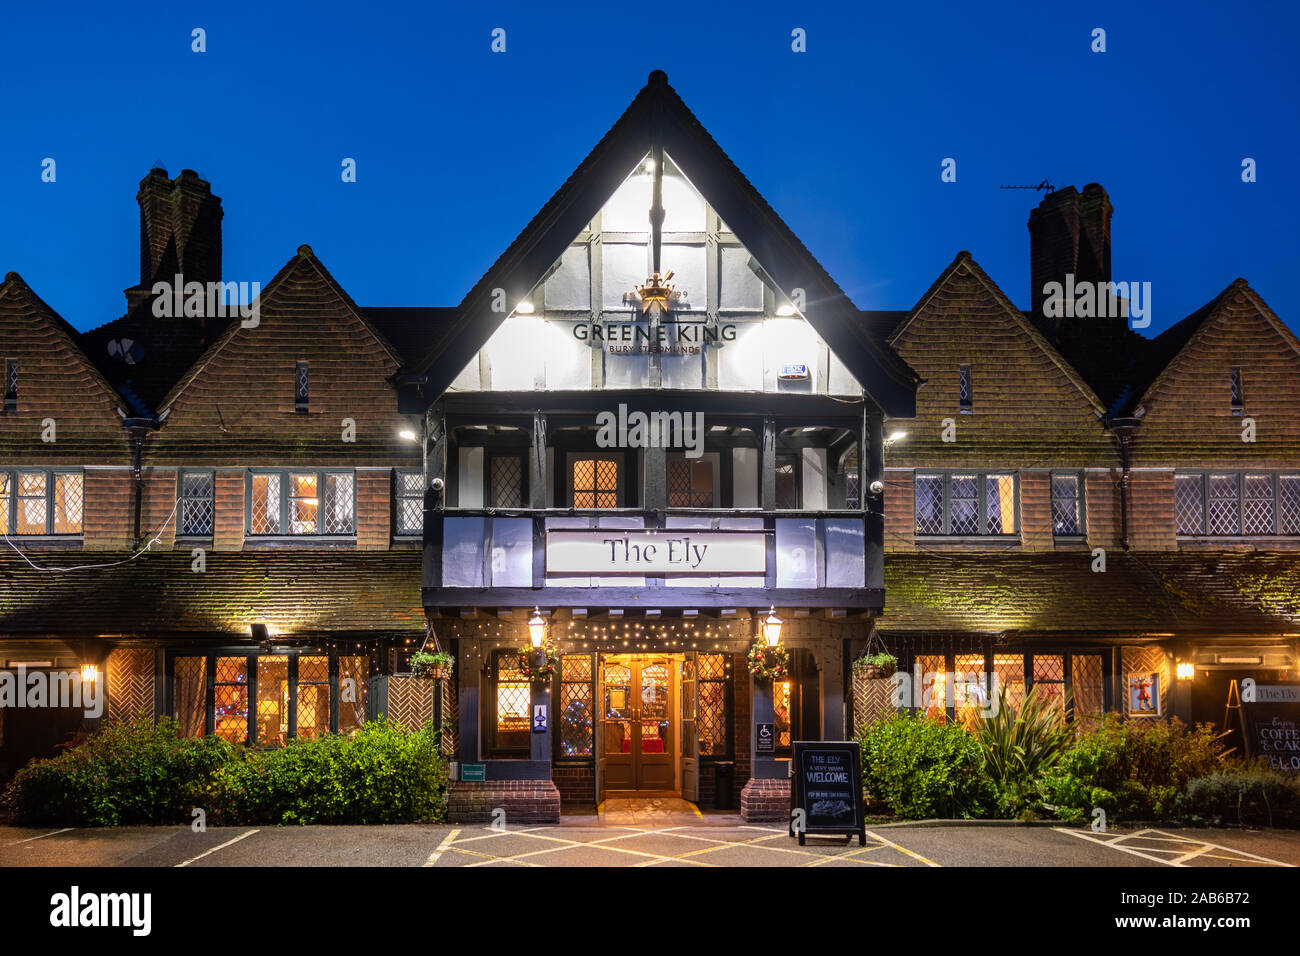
xmin=546 ymin=530 xmax=766 ymax=575
xmin=1257 ymin=686 xmax=1300 ymax=703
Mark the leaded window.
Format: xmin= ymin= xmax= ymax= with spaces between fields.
xmin=394 ymin=470 xmax=424 ymax=535
xmin=172 ymin=651 xmax=367 ymax=743
xmin=914 ymin=473 xmax=1017 ymax=536
xmin=572 ymin=458 xmax=619 ymax=509
xmin=774 ymin=454 xmax=799 ymax=509
xmin=772 ymin=679 xmax=792 ymax=753
xmin=558 ymin=655 xmax=594 ymax=757
xmin=696 ymin=653 xmax=731 ymax=757
xmin=247 ymin=470 xmax=355 ymax=536
xmin=491 ymin=650 xmax=530 ymax=756
xmin=1176 ymin=472 xmax=1299 ymax=537
xmin=3 ymin=359 xmax=16 ymax=412
xmin=489 ymin=455 xmax=524 ymax=508
xmin=958 ymin=364 xmax=972 ymax=412
xmin=843 ymin=448 xmax=861 ymax=510
xmin=1230 ymin=366 xmax=1244 ymax=414
xmin=179 ymin=472 xmax=214 ymax=536
xmin=0 ymin=469 xmax=82 ymax=535
xmin=668 ymin=455 xmax=714 ymax=507
xmin=295 ymin=361 xmax=309 ymax=412
xmin=1051 ymin=473 xmax=1082 ymax=536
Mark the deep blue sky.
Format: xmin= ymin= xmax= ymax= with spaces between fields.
xmin=1 ymin=0 xmax=1295 ymax=336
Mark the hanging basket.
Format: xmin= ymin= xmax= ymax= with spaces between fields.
xmin=411 ymin=650 xmax=454 ymax=681
xmin=852 ymin=652 xmax=897 ymax=681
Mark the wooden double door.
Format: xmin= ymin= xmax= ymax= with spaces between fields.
xmin=599 ymin=654 xmax=688 ymax=793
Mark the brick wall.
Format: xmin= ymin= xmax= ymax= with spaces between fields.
xmin=82 ymin=470 xmax=134 ymax=548
xmin=883 ymin=472 xmax=914 ymax=552
xmin=1085 ymin=470 xmax=1121 ymax=548
xmin=141 ymin=470 xmax=178 ymax=547
xmin=553 ymin=764 xmax=595 ymax=808
xmin=1127 ymin=471 xmax=1177 ymax=550
xmin=212 ymin=468 xmax=245 ymax=551
xmin=356 ymin=470 xmax=391 ymax=550
xmin=1019 ymin=471 xmax=1053 ymax=550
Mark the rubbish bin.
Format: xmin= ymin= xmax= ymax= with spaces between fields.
xmin=713 ymin=761 xmax=735 ymax=810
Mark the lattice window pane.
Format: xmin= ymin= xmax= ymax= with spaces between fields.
xmin=1032 ymin=654 xmax=1066 ymax=720
xmin=395 ymin=471 xmax=423 ymax=535
xmin=668 ymin=458 xmax=690 ymax=506
xmin=698 ymin=682 xmax=727 ymax=756
xmin=325 ymin=473 xmax=354 ymax=533
xmin=337 ymin=656 xmax=368 ymax=734
xmin=697 ymin=653 xmax=725 ymax=681
xmin=256 ymin=655 xmax=290 ymax=746
xmin=950 ymin=475 xmax=978 ymax=535
xmin=173 ymin=656 xmax=207 ymax=737
xmin=773 ymin=680 xmax=792 ymax=748
xmin=214 ymin=656 xmax=248 ymax=744
xmin=1174 ymin=475 xmax=1204 ymax=535
xmin=992 ymin=654 xmax=1026 ymax=714
xmin=290 ymin=473 xmax=319 ymax=534
xmin=958 ymin=364 xmax=972 ymax=407
xmin=914 ymin=475 xmax=943 ymax=535
xmin=954 ymin=653 xmax=987 ymax=730
xmin=915 ymin=654 xmax=945 ymax=719
xmin=0 ymin=473 xmax=9 ymax=533
xmin=1071 ymin=654 xmax=1105 ymax=728
xmin=250 ymin=474 xmax=281 ymax=534
xmin=491 ymin=456 xmax=522 ymax=508
xmin=296 ymin=655 xmax=330 ymax=740
xmin=1243 ymin=474 xmax=1274 ymax=535
xmin=1207 ymin=474 xmax=1240 ymax=535
xmin=1051 ymin=474 xmax=1081 ymax=536
xmin=52 ymin=473 xmax=82 ymax=534
xmin=986 ymin=474 xmax=1016 ymax=534
xmin=181 ymin=472 xmax=214 ymax=535
xmin=495 ymin=652 xmax=529 ymax=750
xmin=1280 ymin=477 xmax=1300 ymax=535
xmin=559 ymin=655 xmax=593 ymax=757
xmin=5 ymin=359 xmax=16 ymax=397
xmin=573 ymin=458 xmax=619 ymax=509
xmin=16 ymin=472 xmax=47 ymax=534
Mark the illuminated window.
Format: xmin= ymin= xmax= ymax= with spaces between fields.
xmin=295 ymin=655 xmax=331 ymax=740
xmin=668 ymin=455 xmax=713 ymax=507
xmin=256 ymin=655 xmax=290 ymax=747
xmin=913 ymin=473 xmax=1017 ymax=537
xmin=697 ymin=653 xmax=731 ymax=758
xmin=558 ymin=655 xmax=594 ymax=757
xmin=572 ymin=457 xmax=619 ymax=509
xmin=773 ymin=680 xmax=792 ymax=754
xmin=0 ymin=470 xmax=81 ymax=535
xmin=214 ymin=656 xmax=249 ymax=744
xmin=248 ymin=470 xmax=354 ymax=536
xmin=491 ymin=650 xmax=530 ymax=756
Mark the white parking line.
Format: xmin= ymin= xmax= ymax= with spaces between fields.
xmin=174 ymin=829 xmax=260 ymax=867
xmin=423 ymin=828 xmax=461 ymax=867
xmin=1 ymin=828 xmax=73 ymax=848
xmin=1056 ymin=827 xmax=1294 ymax=867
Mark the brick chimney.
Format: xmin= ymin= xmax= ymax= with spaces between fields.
xmin=125 ymin=168 xmax=223 ymax=313
xmin=1028 ymin=183 xmax=1112 ymax=322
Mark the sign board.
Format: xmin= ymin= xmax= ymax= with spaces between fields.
xmin=545 ymin=530 xmax=765 ymax=575
xmin=789 ymin=741 xmax=866 ymax=846
xmin=533 ymin=704 xmax=549 ymax=734
xmin=778 ymin=363 xmax=809 ymax=381
xmin=1127 ymin=672 xmax=1161 ymax=717
xmin=460 ymin=763 xmax=486 ymax=782
xmin=756 ymin=722 xmax=775 ymax=754
xmin=1242 ymin=686 xmax=1300 ymax=773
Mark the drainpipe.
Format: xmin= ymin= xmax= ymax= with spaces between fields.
xmin=1106 ymin=418 xmax=1140 ymax=551
xmin=122 ymin=418 xmax=160 ymax=546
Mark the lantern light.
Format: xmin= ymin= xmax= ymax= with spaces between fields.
xmin=1176 ymin=661 xmax=1195 ymax=681
xmin=80 ymin=664 xmax=100 ymax=683
xmin=762 ymin=607 xmax=783 ymax=647
xmin=527 ymin=607 xmax=547 ymax=648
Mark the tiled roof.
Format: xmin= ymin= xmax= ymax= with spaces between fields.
xmin=0 ymin=550 xmax=424 ymax=637
xmin=879 ymin=551 xmax=1300 ymax=635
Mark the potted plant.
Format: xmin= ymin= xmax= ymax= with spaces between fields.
xmin=853 ymin=651 xmax=897 ymax=681
xmin=410 ymin=649 xmax=455 ymax=681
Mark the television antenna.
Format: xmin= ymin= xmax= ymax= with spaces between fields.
xmin=999 ymin=179 xmax=1057 ymax=193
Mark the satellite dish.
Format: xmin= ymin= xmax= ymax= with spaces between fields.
xmin=107 ymin=338 xmax=145 ymax=364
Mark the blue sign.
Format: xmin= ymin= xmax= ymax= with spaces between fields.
xmin=533 ymin=704 xmax=549 ymax=733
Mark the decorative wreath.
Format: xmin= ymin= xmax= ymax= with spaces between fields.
xmin=518 ymin=641 xmax=559 ymax=682
xmin=747 ymin=639 xmax=790 ymax=683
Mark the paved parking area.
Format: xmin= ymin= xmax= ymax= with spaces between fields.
xmin=2 ymin=822 xmax=1297 ymax=868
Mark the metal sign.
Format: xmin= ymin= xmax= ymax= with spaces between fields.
xmin=756 ymin=722 xmax=775 ymax=754
xmin=545 ymin=530 xmax=765 ymax=575
xmin=789 ymin=741 xmax=866 ymax=846
xmin=460 ymin=763 xmax=486 ymax=782
xmin=533 ymin=704 xmax=549 ymax=734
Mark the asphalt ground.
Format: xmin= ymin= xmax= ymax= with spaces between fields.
xmin=2 ymin=822 xmax=1297 ymax=868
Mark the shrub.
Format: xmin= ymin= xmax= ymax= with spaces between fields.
xmin=1040 ymin=714 xmax=1228 ymax=823
xmin=0 ymin=716 xmax=238 ymax=827
xmin=211 ymin=717 xmax=446 ymax=825
xmin=1179 ymin=769 xmax=1300 ymax=828
xmin=975 ymin=685 xmax=1073 ymax=816
xmin=860 ymin=714 xmax=996 ymax=819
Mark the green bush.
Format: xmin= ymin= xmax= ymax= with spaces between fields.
xmin=1040 ymin=714 xmax=1227 ymax=823
xmin=1 ymin=715 xmax=447 ymax=827
xmin=860 ymin=714 xmax=996 ymax=819
xmin=0 ymin=716 xmax=237 ymax=826
xmin=1179 ymin=769 xmax=1300 ymax=828
xmin=211 ymin=717 xmax=447 ymax=825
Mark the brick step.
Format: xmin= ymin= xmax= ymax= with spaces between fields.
xmin=446 ymin=780 xmax=562 ymax=824
xmin=739 ymin=777 xmax=791 ymax=823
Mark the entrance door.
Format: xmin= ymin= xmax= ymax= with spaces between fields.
xmin=599 ymin=655 xmax=676 ymax=791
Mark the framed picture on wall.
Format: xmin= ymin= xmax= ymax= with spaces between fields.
xmin=1128 ymin=672 xmax=1161 ymax=717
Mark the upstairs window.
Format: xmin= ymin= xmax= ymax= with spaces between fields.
xmin=394 ymin=470 xmax=424 ymax=536
xmin=0 ymin=469 xmax=82 ymax=535
xmin=1051 ymin=473 xmax=1083 ymax=537
xmin=179 ymin=472 xmax=215 ymax=536
xmin=571 ymin=457 xmax=619 ymax=509
xmin=1176 ymin=472 xmax=1300 ymax=536
xmin=3 ymin=359 xmax=16 ymax=413
xmin=247 ymin=470 xmax=354 ymax=536
xmin=774 ymin=454 xmax=799 ymax=509
xmin=914 ymin=473 xmax=1017 ymax=537
xmin=489 ymin=454 xmax=525 ymax=508
xmin=958 ymin=364 xmax=973 ymax=413
xmin=1230 ymin=367 xmax=1244 ymax=415
xmin=295 ymin=362 xmax=309 ymax=413
xmin=668 ymin=454 xmax=714 ymax=508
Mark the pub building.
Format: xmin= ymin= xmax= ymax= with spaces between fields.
xmin=1 ymin=71 xmax=1297 ymax=818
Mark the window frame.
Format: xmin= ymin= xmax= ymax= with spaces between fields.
xmin=1176 ymin=470 xmax=1297 ymax=538
xmin=0 ymin=467 xmax=84 ymax=536
xmin=487 ymin=648 xmax=531 ymax=758
xmin=177 ymin=468 xmax=216 ymax=538
xmin=393 ymin=468 xmax=425 ymax=537
xmin=484 ymin=452 xmax=528 ymax=509
xmin=566 ymin=452 xmax=626 ymax=510
xmin=244 ymin=468 xmax=357 ymax=538
xmin=1049 ymin=470 xmax=1086 ymax=540
xmin=913 ymin=470 xmax=1020 ymax=539
xmin=958 ymin=364 xmax=973 ymax=414
xmin=1230 ymin=366 xmax=1244 ymax=416
xmin=554 ymin=652 xmax=596 ymax=763
xmin=295 ymin=361 xmax=309 ymax=413
xmin=3 ymin=358 xmax=16 ymax=413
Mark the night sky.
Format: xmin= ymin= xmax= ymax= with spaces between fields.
xmin=1 ymin=0 xmax=1294 ymax=337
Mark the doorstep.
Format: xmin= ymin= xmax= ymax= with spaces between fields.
xmin=445 ymin=780 xmax=562 ymax=824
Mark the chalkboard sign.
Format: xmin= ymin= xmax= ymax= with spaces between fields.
xmin=789 ymin=741 xmax=866 ymax=845
xmin=1243 ymin=690 xmax=1300 ymax=773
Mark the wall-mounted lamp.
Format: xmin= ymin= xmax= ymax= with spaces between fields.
xmin=398 ymin=428 xmax=418 ymax=442
xmin=527 ymin=607 xmax=547 ymax=648
xmin=762 ymin=607 xmax=783 ymax=647
xmin=516 ymin=301 xmax=535 ymax=314
xmin=80 ymin=663 xmax=100 ymax=683
xmin=885 ymin=430 xmax=908 ymax=444
xmin=1176 ymin=661 xmax=1195 ymax=680
xmin=776 ymin=304 xmax=797 ymax=317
